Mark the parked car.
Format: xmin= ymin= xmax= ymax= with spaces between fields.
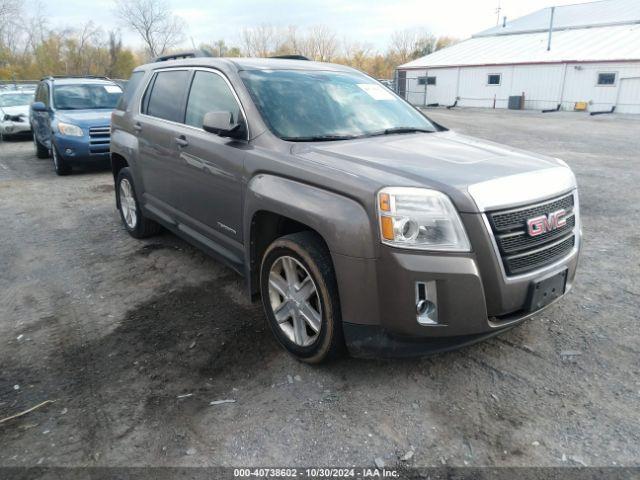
xmin=110 ymin=55 xmax=581 ymax=363
xmin=30 ymin=76 xmax=123 ymax=175
xmin=0 ymin=90 xmax=34 ymax=139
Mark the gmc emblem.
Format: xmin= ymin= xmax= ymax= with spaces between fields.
xmin=527 ymin=209 xmax=567 ymax=237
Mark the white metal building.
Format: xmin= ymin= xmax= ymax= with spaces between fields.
xmin=397 ymin=0 xmax=640 ymax=113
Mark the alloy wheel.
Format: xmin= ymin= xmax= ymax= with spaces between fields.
xmin=119 ymin=178 xmax=138 ymax=229
xmin=268 ymin=255 xmax=322 ymax=347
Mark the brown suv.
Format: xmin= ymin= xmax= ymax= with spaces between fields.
xmin=110 ymin=53 xmax=581 ymax=363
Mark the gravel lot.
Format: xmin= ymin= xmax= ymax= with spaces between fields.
xmin=0 ymin=109 xmax=638 ymax=469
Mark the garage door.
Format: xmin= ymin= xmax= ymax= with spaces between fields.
xmin=617 ymin=77 xmax=640 ymax=114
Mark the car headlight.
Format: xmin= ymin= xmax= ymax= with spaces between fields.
xmin=377 ymin=187 xmax=471 ymax=251
xmin=57 ymin=122 xmax=83 ymax=137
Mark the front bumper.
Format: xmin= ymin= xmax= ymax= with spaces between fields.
xmin=53 ymin=134 xmax=110 ymax=164
xmin=332 ymin=201 xmax=580 ymax=358
xmin=0 ymin=120 xmax=31 ymax=135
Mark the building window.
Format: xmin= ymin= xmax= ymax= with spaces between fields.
xmin=417 ymin=76 xmax=436 ymax=86
xmin=487 ymin=74 xmax=502 ymax=86
xmin=597 ymin=72 xmax=616 ymax=86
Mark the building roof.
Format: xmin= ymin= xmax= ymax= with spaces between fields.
xmin=400 ymin=0 xmax=640 ymax=69
xmin=476 ymin=0 xmax=640 ymax=37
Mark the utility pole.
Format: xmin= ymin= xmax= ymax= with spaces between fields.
xmin=495 ymin=1 xmax=502 ymax=26
xmin=547 ymin=6 xmax=556 ymax=51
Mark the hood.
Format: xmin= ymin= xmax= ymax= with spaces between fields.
xmin=55 ymin=109 xmax=113 ymax=127
xmin=1 ymin=105 xmax=30 ymax=118
xmin=292 ymin=131 xmax=572 ymax=212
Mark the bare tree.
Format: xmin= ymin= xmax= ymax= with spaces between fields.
xmin=107 ymin=30 xmax=123 ymax=75
xmin=389 ymin=29 xmax=436 ymax=64
xmin=114 ymin=0 xmax=185 ymax=58
xmin=241 ymin=24 xmax=277 ymax=57
xmin=303 ymin=25 xmax=337 ymax=62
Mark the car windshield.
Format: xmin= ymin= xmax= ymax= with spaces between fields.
xmin=239 ymin=69 xmax=436 ymax=141
xmin=53 ymin=83 xmax=123 ymax=110
xmin=0 ymin=93 xmax=34 ymax=107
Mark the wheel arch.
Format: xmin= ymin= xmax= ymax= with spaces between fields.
xmin=244 ymin=174 xmax=377 ymax=299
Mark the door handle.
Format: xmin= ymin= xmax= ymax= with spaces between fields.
xmin=133 ymin=122 xmax=142 ymax=132
xmin=174 ymin=135 xmax=189 ymax=148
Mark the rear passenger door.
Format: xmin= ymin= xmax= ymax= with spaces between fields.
xmin=136 ymin=69 xmax=190 ymax=215
xmin=171 ymin=69 xmax=247 ymax=248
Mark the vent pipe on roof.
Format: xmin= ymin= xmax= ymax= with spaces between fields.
xmin=503 ymin=16 xmax=507 ymax=28
xmin=547 ymin=6 xmax=555 ymax=51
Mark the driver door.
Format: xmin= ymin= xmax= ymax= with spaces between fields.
xmin=170 ymin=69 xmax=247 ymax=251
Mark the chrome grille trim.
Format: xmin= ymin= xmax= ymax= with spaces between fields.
xmin=89 ymin=125 xmax=110 ymax=154
xmin=483 ymin=190 xmax=580 ymax=280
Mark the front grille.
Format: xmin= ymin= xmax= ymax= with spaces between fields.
xmin=488 ymin=193 xmax=577 ymax=276
xmin=89 ymin=125 xmax=110 ymax=154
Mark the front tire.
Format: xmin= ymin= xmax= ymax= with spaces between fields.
xmin=51 ymin=144 xmax=71 ymax=175
xmin=33 ymin=132 xmax=50 ymax=159
xmin=116 ymin=167 xmax=161 ymax=238
xmin=260 ymin=232 xmax=344 ymax=364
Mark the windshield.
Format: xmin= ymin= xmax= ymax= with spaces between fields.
xmin=0 ymin=93 xmax=34 ymax=108
xmin=53 ymin=84 xmax=123 ymax=110
xmin=239 ymin=69 xmax=436 ymax=140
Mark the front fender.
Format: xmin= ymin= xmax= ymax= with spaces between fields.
xmin=244 ymin=174 xmax=377 ymax=260
xmin=243 ymin=174 xmax=380 ymax=325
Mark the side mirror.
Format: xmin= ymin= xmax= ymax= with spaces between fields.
xmin=202 ymin=111 xmax=244 ymax=139
xmin=31 ymin=101 xmax=47 ymax=112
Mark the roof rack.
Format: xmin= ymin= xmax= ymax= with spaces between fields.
xmin=152 ymin=50 xmax=213 ymax=62
xmin=269 ymin=55 xmax=310 ymax=61
xmin=40 ymin=75 xmax=112 ymax=81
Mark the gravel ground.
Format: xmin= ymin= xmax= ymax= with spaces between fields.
xmin=0 ymin=109 xmax=638 ymax=469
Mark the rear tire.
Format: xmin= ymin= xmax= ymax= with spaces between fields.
xmin=33 ymin=132 xmax=49 ymax=159
xmin=51 ymin=144 xmax=71 ymax=176
xmin=116 ymin=167 xmax=161 ymax=238
xmin=260 ymin=231 xmax=344 ymax=364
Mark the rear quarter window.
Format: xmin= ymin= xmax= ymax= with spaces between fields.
xmin=143 ymin=70 xmax=190 ymax=122
xmin=116 ymin=71 xmax=145 ymax=111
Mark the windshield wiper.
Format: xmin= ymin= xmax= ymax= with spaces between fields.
xmin=283 ymin=134 xmax=358 ymax=142
xmin=364 ymin=127 xmax=435 ymax=137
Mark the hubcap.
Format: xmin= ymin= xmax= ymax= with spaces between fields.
xmin=119 ymin=178 xmax=138 ymax=229
xmin=268 ymin=256 xmax=322 ymax=347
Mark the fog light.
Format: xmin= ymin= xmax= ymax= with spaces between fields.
xmin=416 ymin=281 xmax=438 ymax=325
xmin=65 ymin=148 xmax=74 ymax=155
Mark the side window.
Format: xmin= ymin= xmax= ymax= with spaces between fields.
xmin=35 ymin=84 xmax=49 ymax=105
xmin=597 ymin=72 xmax=616 ymax=86
xmin=487 ymin=74 xmax=501 ymax=86
xmin=116 ymin=71 xmax=145 ymax=111
xmin=42 ymin=84 xmax=50 ymax=106
xmin=144 ymin=70 xmax=189 ymax=122
xmin=185 ymin=71 xmax=242 ymax=129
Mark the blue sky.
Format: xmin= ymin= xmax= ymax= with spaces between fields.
xmin=46 ymin=0 xmax=592 ymax=51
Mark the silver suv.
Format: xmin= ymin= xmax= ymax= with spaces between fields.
xmin=110 ymin=54 xmax=581 ymax=363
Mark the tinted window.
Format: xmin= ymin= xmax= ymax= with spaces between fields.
xmin=36 ymin=84 xmax=49 ymax=105
xmin=417 ymin=76 xmax=436 ymax=86
xmin=598 ymin=73 xmax=616 ymax=86
xmin=488 ymin=74 xmax=501 ymax=85
xmin=240 ymin=69 xmax=435 ymax=140
xmin=185 ymin=71 xmax=241 ymax=128
xmin=145 ymin=70 xmax=189 ymax=122
xmin=116 ymin=71 xmax=145 ymax=111
xmin=53 ymin=84 xmax=122 ymax=110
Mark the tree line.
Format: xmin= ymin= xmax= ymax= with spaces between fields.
xmin=0 ymin=0 xmax=458 ymax=81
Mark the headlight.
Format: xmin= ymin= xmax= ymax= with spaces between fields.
xmin=377 ymin=187 xmax=470 ymax=251
xmin=57 ymin=122 xmax=83 ymax=137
